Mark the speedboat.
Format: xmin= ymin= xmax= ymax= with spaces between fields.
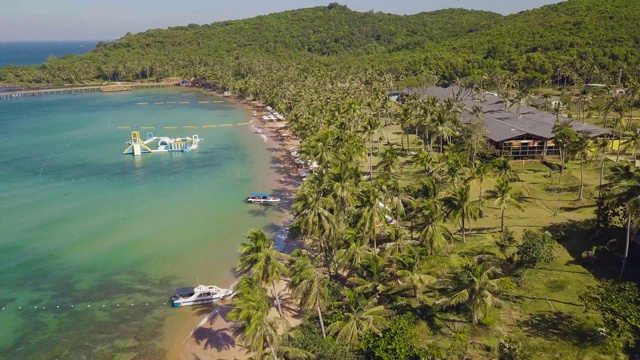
xmin=246 ymin=193 xmax=281 ymax=204
xmin=170 ymin=284 xmax=234 ymax=307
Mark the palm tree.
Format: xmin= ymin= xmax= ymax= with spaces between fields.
xmin=418 ymin=199 xmax=453 ymax=255
xmin=622 ymin=131 xmax=640 ymax=161
xmin=486 ymin=177 xmax=523 ymax=232
xmin=348 ymin=252 xmax=391 ymax=299
xmin=326 ymin=289 xmax=392 ymax=344
xmin=573 ymin=134 xmax=593 ymax=200
xmin=377 ymin=145 xmax=401 ymax=179
xmin=444 ymin=185 xmax=482 ymax=243
xmin=595 ymin=137 xmax=610 ymax=202
xmin=395 ymin=103 xmax=414 ymax=152
xmin=228 ymin=276 xmax=280 ymax=359
xmin=363 ymin=115 xmax=381 ymax=177
xmin=474 ymin=160 xmax=492 ymax=206
xmin=437 ymin=258 xmax=503 ymax=324
xmin=336 ymin=228 xmax=369 ymax=276
xmin=433 ymin=110 xmax=458 ymax=153
xmin=381 ymin=178 xmax=414 ymax=227
xmin=393 ymin=247 xmax=437 ymax=301
xmin=414 ymin=149 xmax=436 ymax=174
xmin=552 ymin=119 xmax=578 ymax=184
xmin=288 ymin=249 xmax=329 ymax=338
xmin=327 ymin=159 xmax=358 ymax=218
xmin=607 ymin=164 xmax=640 ymax=277
xmin=293 ymin=185 xmax=336 ymax=264
xmin=491 ymin=157 xmax=518 ymax=182
xmin=356 ymin=184 xmax=387 ymax=252
xmin=419 ymin=95 xmax=438 ymax=152
xmin=237 ymin=229 xmax=289 ymax=317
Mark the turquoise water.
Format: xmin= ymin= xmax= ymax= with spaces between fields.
xmin=0 ymin=88 xmax=283 ymax=358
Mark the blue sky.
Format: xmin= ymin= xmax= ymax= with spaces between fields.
xmin=1 ymin=0 xmax=562 ymax=41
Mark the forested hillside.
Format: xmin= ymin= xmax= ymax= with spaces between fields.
xmin=2 ymin=0 xmax=639 ymax=87
xmin=106 ymin=4 xmax=500 ymax=56
xmin=4 ymin=1 xmax=640 ymax=359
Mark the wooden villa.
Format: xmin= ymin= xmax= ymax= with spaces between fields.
xmin=406 ymin=87 xmax=612 ymax=160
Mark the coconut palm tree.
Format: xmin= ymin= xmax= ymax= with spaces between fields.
xmin=377 ymin=145 xmax=401 ymax=179
xmin=356 ymin=184 xmax=387 ymax=252
xmin=486 ymin=177 xmax=524 ymax=232
xmin=417 ymin=199 xmax=453 ymax=255
xmin=491 ymin=157 xmax=519 ymax=182
xmin=288 ymin=249 xmax=329 ymax=338
xmin=228 ymin=276 xmax=280 ymax=359
xmin=327 ymin=159 xmax=358 ymax=219
xmin=414 ymin=149 xmax=436 ymax=174
xmin=293 ymin=185 xmax=336 ymax=263
xmin=237 ymin=229 xmax=289 ymax=317
xmin=573 ymin=134 xmax=594 ymax=200
xmin=380 ymin=178 xmax=414 ymax=228
xmin=474 ymin=160 xmax=493 ymax=206
xmin=437 ymin=258 xmax=503 ymax=324
xmin=595 ymin=137 xmax=611 ymax=202
xmin=395 ymin=103 xmax=414 ymax=152
xmin=419 ymin=95 xmax=438 ymax=152
xmin=622 ymin=131 xmax=640 ymax=161
xmin=363 ymin=115 xmax=381 ymax=177
xmin=392 ymin=247 xmax=438 ymax=301
xmin=433 ymin=110 xmax=458 ymax=153
xmin=348 ymin=252 xmax=392 ymax=299
xmin=336 ymin=227 xmax=370 ymax=276
xmin=444 ymin=185 xmax=482 ymax=243
xmin=326 ymin=289 xmax=392 ymax=344
xmin=607 ymin=163 xmax=640 ymax=277
xmin=552 ymin=119 xmax=578 ymax=184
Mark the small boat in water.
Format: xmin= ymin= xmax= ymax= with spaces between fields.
xmin=170 ymin=284 xmax=234 ymax=307
xmin=246 ymin=192 xmax=281 ymax=204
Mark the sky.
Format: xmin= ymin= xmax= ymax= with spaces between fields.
xmin=0 ymin=0 xmax=563 ymax=41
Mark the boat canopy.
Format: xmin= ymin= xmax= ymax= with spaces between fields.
xmin=249 ymin=193 xmax=270 ymax=197
xmin=174 ymin=287 xmax=195 ymax=297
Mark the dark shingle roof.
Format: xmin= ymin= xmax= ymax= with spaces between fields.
xmin=417 ymin=87 xmax=611 ymax=142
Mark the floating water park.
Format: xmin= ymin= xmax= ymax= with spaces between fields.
xmin=122 ymin=131 xmax=201 ymax=156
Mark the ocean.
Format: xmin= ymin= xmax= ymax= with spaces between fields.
xmin=0 ymin=87 xmax=285 ymax=358
xmin=0 ymin=41 xmax=98 ymax=67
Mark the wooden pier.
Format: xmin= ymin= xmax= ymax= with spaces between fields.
xmin=0 ymin=82 xmax=177 ymax=99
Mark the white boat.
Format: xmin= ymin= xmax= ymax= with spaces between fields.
xmin=170 ymin=284 xmax=234 ymax=307
xmin=246 ymin=193 xmax=281 ymax=204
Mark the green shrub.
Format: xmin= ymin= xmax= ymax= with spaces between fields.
xmin=358 ymin=313 xmax=427 ymax=360
xmin=498 ymin=338 xmax=531 ymax=360
xmin=517 ymin=229 xmax=555 ymax=269
xmin=287 ymin=319 xmax=361 ymax=360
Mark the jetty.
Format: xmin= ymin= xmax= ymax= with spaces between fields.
xmin=0 ymin=82 xmax=178 ymax=99
xmin=101 ymin=85 xmax=132 ymax=92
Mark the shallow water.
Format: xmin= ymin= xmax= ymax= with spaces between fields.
xmin=0 ymin=88 xmax=283 ymax=358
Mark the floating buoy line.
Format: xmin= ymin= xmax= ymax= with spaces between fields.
xmin=0 ymin=300 xmax=175 ymax=314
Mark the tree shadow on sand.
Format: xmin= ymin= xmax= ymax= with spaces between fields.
xmin=190 ymin=304 xmax=238 ymax=352
xmin=192 ymin=327 xmax=236 ymax=352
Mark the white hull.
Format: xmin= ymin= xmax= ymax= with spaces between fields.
xmin=246 ymin=199 xmax=281 ymax=204
xmin=171 ymin=285 xmax=233 ymax=307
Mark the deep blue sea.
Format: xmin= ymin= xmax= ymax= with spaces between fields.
xmin=0 ymin=41 xmax=99 ymax=67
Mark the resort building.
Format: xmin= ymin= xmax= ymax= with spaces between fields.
xmin=391 ymin=87 xmax=612 ymax=160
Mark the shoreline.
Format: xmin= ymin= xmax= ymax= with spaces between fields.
xmin=169 ymin=86 xmax=304 ymax=360
xmin=2 ymin=81 xmax=303 ymax=359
